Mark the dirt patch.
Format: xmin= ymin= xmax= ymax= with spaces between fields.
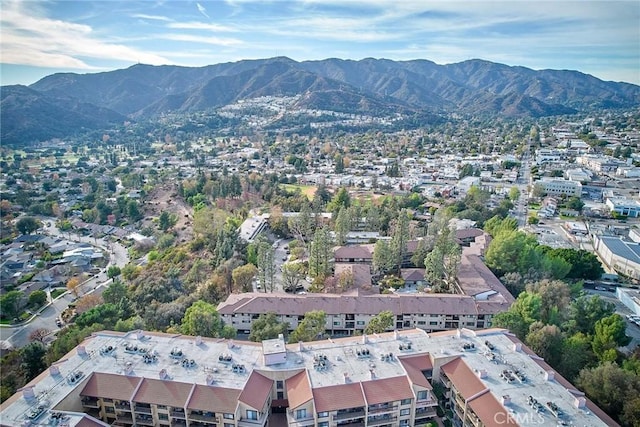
xmin=142 ymin=183 xmax=194 ymax=243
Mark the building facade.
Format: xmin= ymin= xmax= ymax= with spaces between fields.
xmin=0 ymin=329 xmax=617 ymax=427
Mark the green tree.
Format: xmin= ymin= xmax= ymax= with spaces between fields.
xmin=565 ymin=295 xmax=615 ymax=335
xmin=282 ymin=262 xmax=305 ymax=292
xmin=181 ymin=301 xmax=224 ymax=338
xmin=334 ymin=207 xmax=351 ymax=246
xmin=565 ymin=196 xmax=585 ymax=212
xmin=592 ymin=314 xmax=631 ymax=362
xmin=27 ymin=290 xmax=47 ymax=309
xmin=288 ymin=203 xmax=314 ymax=245
xmin=525 ymin=322 xmax=564 ymax=367
xmin=308 ymin=227 xmax=333 ymax=279
xmin=0 ymin=290 xmax=24 ymax=320
xmin=16 ymin=217 xmax=41 ymax=235
xmin=289 ymin=310 xmax=326 ymax=342
xmin=373 ymin=240 xmax=394 ymax=274
xmin=327 ymin=187 xmax=351 ymax=214
xmin=508 ymin=187 xmax=521 ymax=202
xmin=557 ymin=332 xmax=597 ymax=381
xmin=249 ymin=312 xmax=289 ymax=342
xmin=334 ymin=153 xmax=345 ymax=173
xmin=525 ymin=280 xmax=570 ymax=325
xmin=577 ymin=362 xmax=640 ymax=426
xmin=390 ymin=209 xmax=410 ymax=273
xmin=102 ymin=279 xmax=128 ymax=305
xmin=546 ymin=248 xmax=604 ymax=280
xmin=75 ymin=303 xmax=121 ymax=330
xmin=232 ymin=264 xmax=258 ymax=293
xmin=107 ymin=265 xmax=121 ymax=279
xmin=20 ymin=342 xmax=47 ymax=381
xmin=364 ymin=310 xmax=394 ymax=334
xmin=256 ymin=238 xmax=276 ymax=292
xmin=158 ymin=211 xmax=177 ymax=231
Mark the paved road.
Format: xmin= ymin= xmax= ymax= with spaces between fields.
xmin=0 ymin=221 xmax=129 ymax=349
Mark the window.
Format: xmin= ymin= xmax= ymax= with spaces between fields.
xmin=357 ymin=321 xmax=365 ymax=325
xmin=319 ymin=423 xmax=329 ymax=427
xmin=429 ymin=321 xmax=438 ymax=325
xmin=224 ymin=413 xmax=234 ymax=420
xmin=277 ymin=391 xmax=284 ymax=399
xmin=400 ymin=398 xmax=411 ymax=405
xmin=157 ymin=405 xmax=167 ymax=410
xmin=317 ymin=412 xmax=328 ymax=418
xmin=225 ymin=424 xmax=234 ymax=427
xmin=417 ymin=321 xmax=426 ymax=325
xmin=246 ymin=410 xmax=258 ymax=420
xmin=400 ymin=408 xmax=411 ymax=416
xmin=400 ymin=419 xmax=410 ymax=426
xmin=333 ymin=321 xmax=341 ymax=325
xmin=105 ymin=407 xmax=114 ymax=414
xmin=159 ymin=414 xmax=168 ymax=421
xmin=296 ymin=409 xmax=307 ymax=419
xmin=276 ymin=380 xmax=284 ymax=389
xmin=417 ymin=390 xmax=428 ymax=400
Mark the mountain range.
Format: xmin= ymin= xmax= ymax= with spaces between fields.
xmin=2 ymin=57 xmax=639 ymax=145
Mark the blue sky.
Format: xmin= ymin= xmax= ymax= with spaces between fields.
xmin=1 ymin=0 xmax=639 ymax=86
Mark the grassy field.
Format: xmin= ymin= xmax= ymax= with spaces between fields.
xmin=280 ymin=184 xmax=317 ymax=200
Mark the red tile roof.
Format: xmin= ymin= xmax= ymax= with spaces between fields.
xmin=313 ymin=383 xmax=366 ymax=412
xmin=361 ymin=376 xmax=413 ymax=405
xmin=238 ymin=371 xmax=273 ymax=410
xmin=132 ymin=378 xmax=193 ymax=407
xmin=441 ymin=357 xmax=486 ymax=399
xmin=467 ymin=391 xmax=517 ymax=427
xmin=398 ymin=354 xmax=433 ymax=389
xmin=187 ymin=385 xmax=240 ymax=413
xmin=286 ymin=370 xmax=313 ymax=409
xmin=80 ymin=372 xmax=141 ymax=401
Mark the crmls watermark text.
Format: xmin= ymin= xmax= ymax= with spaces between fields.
xmin=494 ymin=411 xmax=545 ymax=425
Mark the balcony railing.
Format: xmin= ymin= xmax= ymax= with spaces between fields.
xmin=134 ymin=405 xmax=152 ymax=414
xmin=237 ymin=413 xmax=267 ymax=427
xmin=415 ymin=406 xmax=437 ymax=416
xmin=334 ymin=409 xmax=365 ymax=421
xmin=367 ymin=415 xmax=397 ymax=426
xmin=171 ymin=409 xmax=187 ymax=419
xmin=336 ymin=421 xmax=365 ymax=427
xmin=135 ymin=415 xmax=155 ymax=426
xmin=286 ymin=412 xmax=315 ymax=427
xmin=415 ymin=398 xmax=438 ymax=408
xmin=115 ymin=413 xmax=133 ymax=423
xmin=188 ymin=412 xmax=218 ymax=422
xmin=81 ymin=397 xmax=100 ymax=408
xmin=367 ymin=405 xmax=397 ymax=415
xmin=115 ymin=402 xmax=131 ymax=411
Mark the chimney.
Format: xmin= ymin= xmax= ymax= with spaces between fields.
xmin=206 ymin=374 xmax=215 ymax=385
xmin=77 ymin=345 xmax=86 ymax=356
xmin=394 ymin=330 xmax=399 ymax=340
xmin=476 ymin=369 xmax=487 ymax=379
xmin=343 ymin=372 xmax=350 ymax=383
xmin=49 ymin=365 xmax=60 ymax=376
xmin=159 ymin=369 xmax=168 ymax=380
xmin=21 ymin=386 xmax=35 ymax=400
xmin=124 ymin=362 xmax=134 ymax=376
xmin=512 ymin=342 xmax=522 ymax=352
xmin=136 ymin=330 xmax=145 ymax=340
xmin=195 ymin=336 xmax=202 ymax=346
xmin=369 ymin=369 xmax=375 ymax=380
xmin=545 ymin=370 xmax=555 ymax=381
xmin=278 ymin=333 xmax=284 ymax=340
xmin=502 ymin=395 xmax=511 ymax=406
xmin=228 ymin=339 xmax=235 ymax=349
xmin=574 ymin=396 xmax=586 ymax=408
xmin=298 ymin=341 xmax=304 ymax=352
xmin=362 ymin=334 xmax=368 ymax=344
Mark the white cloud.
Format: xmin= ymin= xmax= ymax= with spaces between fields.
xmin=0 ymin=1 xmax=170 ymax=69
xmin=196 ymin=3 xmax=210 ymax=19
xmin=131 ymin=14 xmax=173 ymax=22
xmin=160 ymin=33 xmax=244 ymax=47
xmin=167 ymin=21 xmax=237 ymax=32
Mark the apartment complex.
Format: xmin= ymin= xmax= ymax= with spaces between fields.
xmin=0 ymin=328 xmax=616 ymax=427
xmin=533 ymin=178 xmax=582 ymax=197
xmin=218 ymin=292 xmax=507 ymax=335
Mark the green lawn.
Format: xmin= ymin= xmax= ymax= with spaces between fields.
xmin=51 ymin=288 xmax=66 ymax=299
xmin=279 ymin=184 xmax=317 ymax=200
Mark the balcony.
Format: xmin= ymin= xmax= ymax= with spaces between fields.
xmin=115 ymin=413 xmax=133 ymax=423
xmin=115 ymin=402 xmax=131 ymax=411
xmin=415 ymin=398 xmax=438 ymax=408
xmin=286 ymin=411 xmax=315 ymax=427
xmin=135 ymin=415 xmax=155 ymax=426
xmin=81 ymin=397 xmax=99 ymax=408
xmin=170 ymin=420 xmax=187 ymax=427
xmin=336 ymin=421 xmax=364 ymax=427
xmin=334 ymin=409 xmax=365 ymax=421
xmin=367 ymin=405 xmax=397 ymax=415
xmin=415 ymin=406 xmax=437 ymax=417
xmin=171 ymin=409 xmax=187 ymax=419
xmin=189 ymin=412 xmax=218 ymax=422
xmin=237 ymin=413 xmax=268 ymax=427
xmin=134 ymin=404 xmax=152 ymax=414
xmin=367 ymin=414 xmax=397 ymax=426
